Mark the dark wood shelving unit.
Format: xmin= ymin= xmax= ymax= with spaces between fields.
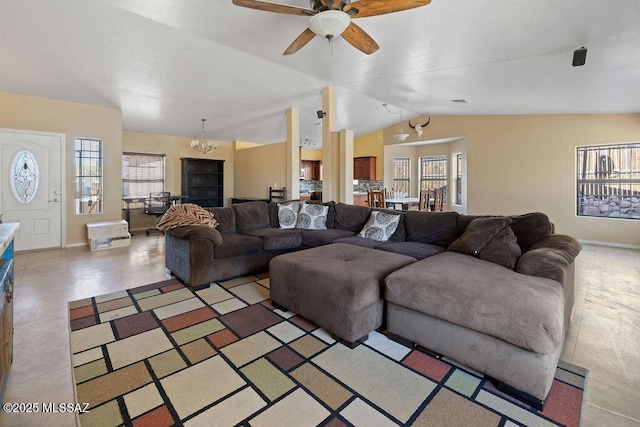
xmin=181 ymin=158 xmax=225 ymax=207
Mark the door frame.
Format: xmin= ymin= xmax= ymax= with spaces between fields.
xmin=1 ymin=127 xmax=66 ymax=249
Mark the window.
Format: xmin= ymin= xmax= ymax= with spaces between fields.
xmin=392 ymin=157 xmax=410 ymax=197
xmin=577 ymin=143 xmax=640 ymax=219
xmin=455 ymin=153 xmax=463 ymax=205
xmin=419 ymin=155 xmax=447 ymax=202
xmin=122 ymin=153 xmax=166 ymax=208
xmin=75 ymin=138 xmax=103 ymax=214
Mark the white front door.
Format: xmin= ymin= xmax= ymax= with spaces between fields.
xmin=0 ymin=129 xmax=64 ymax=251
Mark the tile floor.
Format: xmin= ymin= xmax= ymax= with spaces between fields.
xmin=1 ymin=235 xmax=639 ymax=426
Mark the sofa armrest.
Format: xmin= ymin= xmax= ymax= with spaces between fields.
xmin=165 ymin=231 xmax=216 ymax=286
xmin=516 ymin=234 xmax=582 ymax=283
xmin=168 ymin=225 xmax=222 ymax=246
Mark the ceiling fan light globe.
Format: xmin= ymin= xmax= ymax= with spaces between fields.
xmin=309 ymin=10 xmax=351 ymax=38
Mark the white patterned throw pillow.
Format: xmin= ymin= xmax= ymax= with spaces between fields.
xmin=357 ymin=211 xmax=401 ymax=241
xmin=295 ymin=202 xmax=329 ymax=230
xmin=277 ymin=201 xmax=303 ymax=229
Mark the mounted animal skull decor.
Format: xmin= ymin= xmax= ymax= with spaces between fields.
xmin=409 ymin=117 xmax=431 ymax=139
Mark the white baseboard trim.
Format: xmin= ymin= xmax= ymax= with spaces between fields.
xmin=65 ymin=242 xmax=88 ymax=248
xmin=579 ymin=240 xmax=640 ymax=250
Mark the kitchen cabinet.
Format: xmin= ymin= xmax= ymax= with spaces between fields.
xmin=301 ymin=160 xmax=321 ymax=180
xmin=354 ymin=156 xmax=376 ymax=180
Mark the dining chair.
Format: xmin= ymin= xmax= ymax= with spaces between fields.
xmin=418 ymin=188 xmax=431 ymax=211
xmin=143 ymin=192 xmax=171 ymax=235
xmin=433 ymin=187 xmax=445 ymax=212
xmin=269 ymin=187 xmax=287 ymax=203
xmin=367 ymin=189 xmax=384 ymax=208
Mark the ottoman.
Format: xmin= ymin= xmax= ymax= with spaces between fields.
xmin=269 ymin=243 xmax=416 ymax=347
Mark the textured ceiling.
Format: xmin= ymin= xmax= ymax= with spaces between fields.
xmin=1 ymin=0 xmax=639 ymax=148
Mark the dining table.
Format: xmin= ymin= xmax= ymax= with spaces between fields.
xmin=385 ymin=197 xmax=419 ymax=210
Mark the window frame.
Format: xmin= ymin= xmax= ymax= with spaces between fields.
xmin=454 ymin=153 xmax=463 ymax=206
xmin=392 ymin=157 xmax=411 ymax=197
xmin=419 ymin=155 xmax=447 ymax=202
xmin=75 ymin=138 xmax=103 ymax=215
xmin=576 ymin=142 xmax=640 ymax=220
xmin=122 ymin=152 xmax=166 ymax=209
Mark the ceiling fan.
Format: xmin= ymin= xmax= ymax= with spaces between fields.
xmin=232 ymin=0 xmax=432 ymax=55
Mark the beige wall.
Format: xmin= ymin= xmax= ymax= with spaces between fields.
xmin=384 ymin=113 xmax=640 ymax=246
xmin=0 ymin=92 xmax=123 ymax=246
xmin=301 ymin=148 xmax=322 ymax=161
xmin=354 ymin=130 xmax=384 ymax=180
xmin=234 ymin=142 xmax=286 ymax=199
xmin=122 ymin=131 xmax=235 ymax=230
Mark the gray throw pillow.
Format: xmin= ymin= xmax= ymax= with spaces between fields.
xmin=295 ymin=202 xmax=329 ymax=230
xmin=448 ymin=217 xmax=521 ymax=269
xmin=357 ymin=211 xmax=401 ymax=242
xmin=278 ymin=201 xmax=303 ymax=229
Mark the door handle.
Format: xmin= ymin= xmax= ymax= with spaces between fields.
xmin=48 ymin=198 xmax=60 ymax=202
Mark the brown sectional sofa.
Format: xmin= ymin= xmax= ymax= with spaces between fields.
xmin=164 ymin=200 xmax=581 ymax=408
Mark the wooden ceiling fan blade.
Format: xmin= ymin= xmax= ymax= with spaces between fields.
xmin=341 ymin=22 xmax=379 ymax=54
xmin=283 ymin=28 xmax=316 ymax=55
xmin=232 ymin=0 xmax=315 ymax=16
xmin=344 ymin=0 xmax=432 ymax=18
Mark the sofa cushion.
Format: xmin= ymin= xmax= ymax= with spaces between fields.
xmin=385 ymin=251 xmax=565 ymax=354
xmin=300 ymin=229 xmax=355 ymax=247
xmin=448 ymin=217 xmax=511 ymax=255
xmin=333 ymin=203 xmax=371 ymax=232
xmin=278 ymin=201 xmax=303 ymax=229
xmin=448 ymin=217 xmax=522 ymax=269
xmin=357 ymin=211 xmax=401 ymax=242
xmin=232 ymin=201 xmax=270 ymax=233
xmin=269 ymin=201 xmax=336 ymax=229
xmin=508 ymin=212 xmax=554 ymax=252
xmin=405 ymin=211 xmax=459 ymax=248
xmin=296 ymin=202 xmax=329 ymax=230
xmin=207 ymin=207 xmax=236 ymax=234
xmin=376 ymin=241 xmax=445 ymax=260
xmin=213 ymin=233 xmax=263 ymax=259
xmin=372 ymin=208 xmax=406 ymax=241
xmin=242 ymin=228 xmax=302 ymax=251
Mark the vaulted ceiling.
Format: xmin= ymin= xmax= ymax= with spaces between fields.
xmin=1 ymin=0 xmax=639 ymax=148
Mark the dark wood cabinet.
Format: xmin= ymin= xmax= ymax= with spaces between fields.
xmin=301 ymin=160 xmax=321 ymax=180
xmin=181 ymin=158 xmax=225 ymax=207
xmin=354 ymin=156 xmax=376 ymax=180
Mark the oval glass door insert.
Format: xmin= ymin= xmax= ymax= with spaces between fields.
xmin=10 ymin=150 xmax=40 ymax=204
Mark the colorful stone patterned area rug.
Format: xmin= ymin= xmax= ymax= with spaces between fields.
xmin=69 ymin=275 xmax=588 ymax=427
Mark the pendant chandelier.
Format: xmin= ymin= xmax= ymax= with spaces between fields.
xmin=190 ymin=119 xmax=217 ymax=154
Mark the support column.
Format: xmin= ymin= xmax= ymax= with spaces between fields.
xmin=321 ymin=86 xmax=337 ymax=202
xmin=286 ymin=107 xmax=300 ymax=200
xmin=339 ymin=129 xmax=354 ymax=204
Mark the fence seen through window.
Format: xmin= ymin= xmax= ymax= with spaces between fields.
xmin=392 ymin=157 xmax=410 ymax=197
xmin=420 ymin=156 xmax=447 ymax=202
xmin=577 ymin=143 xmax=640 ymax=219
xmin=75 ymin=138 xmax=103 ymax=214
